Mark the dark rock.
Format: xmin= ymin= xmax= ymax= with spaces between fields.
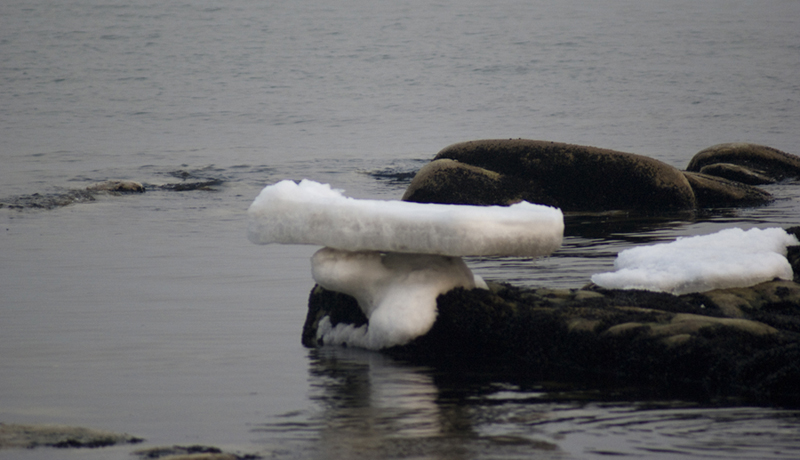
xmin=305 ymin=276 xmax=800 ymax=406
xmin=133 ymin=445 xmax=262 ymax=459
xmin=0 ymin=423 xmax=143 ymax=450
xmin=303 ymin=286 xmax=368 ymax=347
xmin=698 ymin=163 xmax=776 ymax=185
xmin=401 ymin=159 xmax=525 ymax=206
xmin=0 ymin=180 xmax=145 ymax=210
xmin=155 ymin=179 xmax=223 ymax=191
xmin=403 ymin=139 xmax=697 ymax=212
xmin=86 ymin=180 xmax=146 ymax=193
xmin=0 ymin=190 xmax=97 ymax=210
xmin=1 ymin=177 xmax=223 ymax=211
xmin=687 ymin=143 xmax=800 ymax=182
xmin=682 ymin=171 xmax=773 ymax=208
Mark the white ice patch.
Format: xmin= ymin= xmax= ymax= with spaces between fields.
xmin=247 ymin=179 xmax=563 ymax=257
xmin=312 ymin=248 xmax=480 ymax=349
xmin=591 ymin=227 xmax=799 ymax=295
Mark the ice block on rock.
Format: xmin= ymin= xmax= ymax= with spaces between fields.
xmin=247 ymin=179 xmax=564 ymax=257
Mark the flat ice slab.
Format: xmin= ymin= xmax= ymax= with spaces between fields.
xmin=247 ymin=180 xmax=563 ymax=257
xmin=591 ymin=227 xmax=798 ymax=295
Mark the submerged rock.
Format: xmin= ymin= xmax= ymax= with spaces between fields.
xmin=133 ymin=445 xmax=261 ymax=460
xmin=0 ymin=179 xmax=145 ymax=210
xmin=157 ymin=179 xmax=223 ymax=191
xmin=687 ymin=143 xmax=800 ymax=182
xmin=403 ymin=139 xmax=698 ymax=212
xmin=0 ymin=177 xmax=223 ymax=210
xmin=0 ymin=423 xmax=143 ymax=449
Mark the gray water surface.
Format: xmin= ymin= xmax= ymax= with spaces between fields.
xmin=2 ymin=0 xmax=800 ymax=458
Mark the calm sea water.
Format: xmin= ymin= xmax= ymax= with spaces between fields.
xmin=2 ymin=0 xmax=800 ymax=458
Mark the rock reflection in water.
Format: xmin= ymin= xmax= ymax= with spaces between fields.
xmin=253 ymin=347 xmax=560 ymax=459
xmin=254 ymin=348 xmax=800 ymax=459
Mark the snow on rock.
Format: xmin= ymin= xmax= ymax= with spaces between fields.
xmin=312 ymin=248 xmax=487 ymax=349
xmin=247 ymin=179 xmax=564 ymax=257
xmin=591 ymin=227 xmax=799 ymax=295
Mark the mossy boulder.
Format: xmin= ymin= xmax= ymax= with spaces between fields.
xmin=687 ymin=143 xmax=800 ymax=182
xmin=404 ymin=139 xmax=697 ymax=212
xmin=402 ymin=139 xmax=774 ymax=212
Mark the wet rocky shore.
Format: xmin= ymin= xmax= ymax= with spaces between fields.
xmin=304 ymin=251 xmax=800 ymax=407
xmin=304 ymin=140 xmax=800 ymax=407
xmin=0 ymin=423 xmax=261 ymax=458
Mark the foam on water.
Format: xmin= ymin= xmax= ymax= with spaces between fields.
xmin=247 ymin=180 xmax=564 ymax=257
xmin=591 ymin=227 xmax=798 ymax=295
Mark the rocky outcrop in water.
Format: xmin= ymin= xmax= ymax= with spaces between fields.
xmin=0 ymin=423 xmax=261 ymax=458
xmin=402 ymin=139 xmax=780 ymax=211
xmin=304 ymin=280 xmax=800 ymax=407
xmin=0 ymin=180 xmax=145 ymax=210
xmin=303 ymin=228 xmax=800 ymax=407
xmin=403 ymin=139 xmax=699 ymax=211
xmin=133 ymin=445 xmax=261 ymax=459
xmin=0 ymin=423 xmax=143 ymax=449
xmin=687 ymin=143 xmax=800 ymax=183
xmin=0 ymin=177 xmax=223 ymax=210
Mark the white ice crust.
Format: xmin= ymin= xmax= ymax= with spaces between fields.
xmin=247 ymin=179 xmax=564 ymax=257
xmin=591 ymin=227 xmax=798 ymax=295
xmin=312 ymin=248 xmax=487 ymax=349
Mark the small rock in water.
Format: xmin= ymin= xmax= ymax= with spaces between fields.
xmin=0 ymin=423 xmax=143 ymax=449
xmin=132 ymin=444 xmax=262 ymax=459
xmin=86 ymin=179 xmax=146 ymax=193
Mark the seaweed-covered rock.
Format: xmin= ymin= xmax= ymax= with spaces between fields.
xmin=304 ymin=277 xmax=800 ymax=406
xmin=687 ymin=143 xmax=800 ymax=182
xmin=403 ymin=139 xmax=697 ymax=212
xmin=0 ymin=423 xmax=143 ymax=449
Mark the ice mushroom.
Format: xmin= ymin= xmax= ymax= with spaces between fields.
xmin=311 ymin=249 xmax=486 ymax=349
xmin=248 ymin=179 xmax=564 ymax=349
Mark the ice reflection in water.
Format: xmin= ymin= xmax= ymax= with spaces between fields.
xmin=254 ymin=348 xmax=800 ymax=459
xmin=255 ymin=347 xmax=560 ymax=459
